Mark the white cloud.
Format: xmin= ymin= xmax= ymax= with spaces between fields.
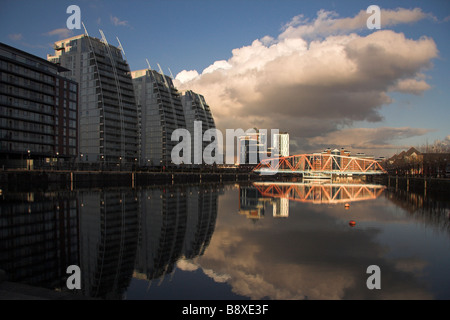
xmin=43 ymin=28 xmax=74 ymax=39
xmin=174 ymin=8 xmax=437 ymax=156
xmin=110 ymin=15 xmax=130 ymax=27
xmin=202 ymin=60 xmax=232 ymax=75
xmin=175 ymin=70 xmax=200 ymax=83
xmin=389 ymin=78 xmax=431 ymax=95
xmin=307 ymin=127 xmax=431 ymax=150
xmin=279 ymin=7 xmax=431 ymax=39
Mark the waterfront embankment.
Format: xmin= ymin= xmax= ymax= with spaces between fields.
xmin=0 ymin=169 xmax=261 ymax=191
xmin=374 ymin=175 xmax=450 ymax=195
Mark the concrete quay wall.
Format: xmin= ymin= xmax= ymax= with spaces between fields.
xmin=0 ymin=170 xmax=259 ymax=191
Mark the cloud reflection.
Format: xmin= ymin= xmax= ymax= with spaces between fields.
xmin=0 ymin=182 xmax=448 ymax=299
xmin=192 ymin=184 xmax=439 ymax=299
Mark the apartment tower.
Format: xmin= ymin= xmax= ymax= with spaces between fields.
xmin=0 ymin=42 xmax=78 ymax=169
xmin=131 ymin=68 xmax=186 ymax=167
xmin=47 ymin=33 xmax=138 ymax=167
xmin=272 ymin=132 xmax=289 ymax=157
xmin=181 ymin=90 xmax=217 ymax=165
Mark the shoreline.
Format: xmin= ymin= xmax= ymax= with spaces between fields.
xmin=0 ymin=169 xmax=263 ymax=191
xmin=1 ymin=170 xmax=449 ymax=194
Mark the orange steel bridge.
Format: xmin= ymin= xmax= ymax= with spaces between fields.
xmin=253 ymin=153 xmax=387 ymax=177
xmin=253 ymin=182 xmax=386 ymax=204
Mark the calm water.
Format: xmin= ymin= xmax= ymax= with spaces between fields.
xmin=1 ymin=181 xmax=449 ymax=300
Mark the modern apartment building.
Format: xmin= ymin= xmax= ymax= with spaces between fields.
xmin=181 ymin=90 xmax=217 ymax=165
xmin=47 ymin=34 xmax=138 ymax=167
xmin=272 ymin=132 xmax=289 ymax=157
xmin=131 ymin=68 xmax=186 ymax=167
xmin=0 ymin=42 xmax=78 ymax=169
xmin=239 ymin=130 xmax=267 ymax=165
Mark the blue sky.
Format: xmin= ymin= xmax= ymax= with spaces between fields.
xmin=1 ymin=0 xmax=449 ymax=156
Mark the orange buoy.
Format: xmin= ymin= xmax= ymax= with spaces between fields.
xmin=349 ymin=220 xmax=356 ymax=227
xmin=345 ymin=203 xmax=350 ymax=208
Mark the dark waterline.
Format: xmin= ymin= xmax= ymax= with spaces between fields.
xmin=1 ymin=181 xmax=449 ymax=300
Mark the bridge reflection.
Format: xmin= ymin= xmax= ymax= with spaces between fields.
xmin=239 ymin=182 xmax=386 ymax=219
xmin=1 ymin=182 xmax=448 ymax=299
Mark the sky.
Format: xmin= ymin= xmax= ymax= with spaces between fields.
xmin=1 ymin=0 xmax=449 ymax=158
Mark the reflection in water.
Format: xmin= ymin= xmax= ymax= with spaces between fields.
xmin=214 ymin=182 xmax=450 ymax=299
xmin=78 ymin=189 xmax=139 ymax=299
xmin=384 ymin=188 xmax=450 ymax=236
xmin=0 ymin=192 xmax=79 ymax=290
xmin=134 ymin=186 xmax=218 ymax=285
xmin=1 ymin=182 xmax=449 ymax=299
xmin=240 ymin=182 xmax=386 ymax=219
xmin=0 ymin=184 xmax=220 ymax=299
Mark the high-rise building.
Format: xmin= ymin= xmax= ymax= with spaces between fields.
xmin=272 ymin=132 xmax=289 ymax=157
xmin=131 ymin=68 xmax=186 ymax=167
xmin=0 ymin=42 xmax=78 ymax=169
xmin=181 ymin=90 xmax=217 ymax=165
xmin=239 ymin=130 xmax=267 ymax=165
xmin=47 ymin=34 xmax=138 ymax=167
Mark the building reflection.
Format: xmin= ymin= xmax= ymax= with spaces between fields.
xmin=239 ymin=186 xmax=270 ymax=219
xmin=0 ymin=191 xmax=79 ymax=291
xmin=238 ymin=182 xmax=450 ymax=235
xmin=1 ymin=182 xmax=449 ymax=299
xmin=384 ymin=188 xmax=450 ymax=235
xmin=134 ymin=185 xmax=219 ymax=284
xmin=0 ymin=184 xmax=220 ymax=299
xmin=134 ymin=187 xmax=187 ymax=282
xmin=78 ymin=189 xmax=139 ymax=299
xmin=239 ymin=182 xmax=386 ymax=219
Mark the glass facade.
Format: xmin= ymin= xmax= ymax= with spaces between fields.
xmin=132 ymin=69 xmax=186 ymax=167
xmin=48 ymin=35 xmax=138 ymax=167
xmin=181 ymin=90 xmax=217 ymax=165
xmin=272 ymin=132 xmax=289 ymax=157
xmin=0 ymin=42 xmax=78 ymax=169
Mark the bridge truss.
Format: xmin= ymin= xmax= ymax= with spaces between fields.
xmin=253 ymin=153 xmax=387 ymax=176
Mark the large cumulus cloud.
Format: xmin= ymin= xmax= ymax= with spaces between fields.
xmin=174 ymin=8 xmax=438 ymax=157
